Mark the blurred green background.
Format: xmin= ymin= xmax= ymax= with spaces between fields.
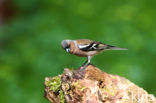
xmin=0 ymin=0 xmax=156 ymax=103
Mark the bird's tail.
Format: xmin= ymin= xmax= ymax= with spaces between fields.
xmin=105 ymin=45 xmax=128 ymax=50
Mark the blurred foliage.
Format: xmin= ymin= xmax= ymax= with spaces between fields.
xmin=0 ymin=0 xmax=156 ymax=103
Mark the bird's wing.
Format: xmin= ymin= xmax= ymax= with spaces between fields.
xmin=77 ymin=39 xmax=127 ymax=51
xmin=77 ymin=39 xmax=108 ymax=51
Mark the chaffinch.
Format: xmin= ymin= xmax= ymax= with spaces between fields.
xmin=61 ymin=39 xmax=127 ymax=66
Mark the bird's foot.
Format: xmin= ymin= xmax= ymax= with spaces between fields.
xmin=79 ymin=66 xmax=84 ymax=70
xmin=79 ymin=63 xmax=90 ymax=70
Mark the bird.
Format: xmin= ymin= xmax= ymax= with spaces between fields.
xmin=61 ymin=39 xmax=127 ymax=67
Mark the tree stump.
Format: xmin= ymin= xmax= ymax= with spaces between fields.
xmin=44 ymin=64 xmax=156 ymax=103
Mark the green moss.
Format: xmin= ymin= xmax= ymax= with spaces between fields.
xmin=80 ymin=86 xmax=87 ymax=92
xmin=102 ymin=87 xmax=116 ymax=97
xmin=111 ymin=76 xmax=117 ymax=79
xmin=45 ymin=76 xmax=66 ymax=103
xmin=45 ymin=76 xmax=61 ymax=92
xmin=128 ymin=91 xmax=132 ymax=96
xmin=73 ymin=81 xmax=81 ymax=88
xmin=72 ymin=81 xmax=87 ymax=92
xmin=59 ymin=90 xmax=65 ymax=103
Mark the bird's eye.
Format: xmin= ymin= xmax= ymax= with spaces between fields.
xmin=66 ymin=48 xmax=70 ymax=52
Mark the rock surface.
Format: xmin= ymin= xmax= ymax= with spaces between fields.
xmin=44 ymin=64 xmax=156 ymax=103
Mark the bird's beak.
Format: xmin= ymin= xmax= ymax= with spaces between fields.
xmin=66 ymin=48 xmax=70 ymax=52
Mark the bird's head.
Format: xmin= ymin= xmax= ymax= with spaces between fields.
xmin=61 ymin=40 xmax=71 ymax=53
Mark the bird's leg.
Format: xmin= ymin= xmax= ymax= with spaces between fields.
xmin=87 ymin=56 xmax=92 ymax=65
xmin=80 ymin=56 xmax=92 ymax=70
xmin=81 ymin=59 xmax=88 ymax=67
